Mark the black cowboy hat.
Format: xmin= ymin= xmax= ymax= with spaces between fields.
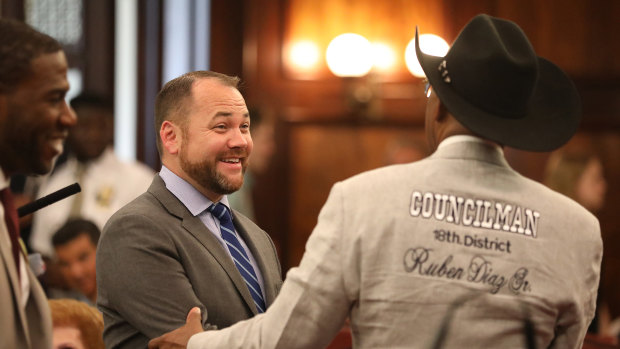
xmin=416 ymin=14 xmax=581 ymax=152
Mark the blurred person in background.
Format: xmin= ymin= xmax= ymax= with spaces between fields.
xmin=49 ymin=298 xmax=104 ymax=349
xmin=30 ymin=93 xmax=154 ymax=257
xmin=544 ymin=149 xmax=607 ymax=213
xmin=544 ymin=147 xmax=613 ymax=341
xmin=228 ymin=107 xmax=276 ymax=221
xmin=48 ymin=219 xmax=100 ymax=306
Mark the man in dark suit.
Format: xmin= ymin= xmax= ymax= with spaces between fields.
xmin=0 ymin=18 xmax=77 ymax=349
xmin=96 ymin=71 xmax=283 ymax=348
xmin=149 ymin=14 xmax=601 ymax=349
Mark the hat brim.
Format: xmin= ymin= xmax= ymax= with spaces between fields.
xmin=416 ymin=30 xmax=582 ymax=152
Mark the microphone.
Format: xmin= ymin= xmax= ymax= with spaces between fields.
xmin=17 ymin=183 xmax=81 ymax=218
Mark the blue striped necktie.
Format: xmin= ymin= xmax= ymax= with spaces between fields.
xmin=209 ymin=203 xmax=266 ymax=313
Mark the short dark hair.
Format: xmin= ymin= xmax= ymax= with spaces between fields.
xmin=0 ymin=18 xmax=63 ymax=93
xmin=154 ymin=71 xmax=241 ymax=156
xmin=52 ymin=219 xmax=101 ymax=248
xmin=70 ymin=93 xmax=114 ymax=115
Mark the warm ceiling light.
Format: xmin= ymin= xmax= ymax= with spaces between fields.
xmin=404 ymin=34 xmax=450 ymax=78
xmin=371 ymin=42 xmax=396 ymax=72
xmin=326 ymin=33 xmax=373 ymax=77
xmin=289 ymin=41 xmax=320 ymax=70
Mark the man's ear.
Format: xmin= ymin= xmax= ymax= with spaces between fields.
xmin=160 ymin=121 xmax=181 ymax=155
xmin=426 ymin=91 xmax=443 ymax=123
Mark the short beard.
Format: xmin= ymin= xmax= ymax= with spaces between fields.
xmin=3 ymin=108 xmax=50 ymax=175
xmin=179 ymin=145 xmax=245 ymax=196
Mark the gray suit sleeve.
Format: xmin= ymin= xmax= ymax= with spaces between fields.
xmin=97 ymin=212 xmax=213 ymax=341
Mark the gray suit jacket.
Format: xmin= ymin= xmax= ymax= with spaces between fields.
xmin=187 ymin=139 xmax=602 ymax=349
xmin=1 ymin=227 xmax=52 ymax=349
xmin=97 ymin=175 xmax=282 ymax=349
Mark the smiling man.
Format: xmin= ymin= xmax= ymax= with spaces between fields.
xmin=0 ymin=18 xmax=77 ymax=349
xmin=96 ymin=71 xmax=282 ymax=348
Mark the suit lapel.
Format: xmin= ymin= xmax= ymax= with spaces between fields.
xmin=148 ymin=176 xmax=257 ymax=314
xmin=25 ymin=266 xmax=52 ymax=348
xmin=0 ymin=225 xmax=30 ymax=345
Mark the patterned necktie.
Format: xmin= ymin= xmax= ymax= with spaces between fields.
xmin=1 ymin=188 xmax=21 ymax=275
xmin=209 ymin=202 xmax=266 ymax=313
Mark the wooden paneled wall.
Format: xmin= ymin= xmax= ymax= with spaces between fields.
xmin=285 ymin=125 xmax=427 ymax=267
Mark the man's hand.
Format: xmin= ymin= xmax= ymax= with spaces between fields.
xmin=148 ymin=307 xmax=204 ymax=349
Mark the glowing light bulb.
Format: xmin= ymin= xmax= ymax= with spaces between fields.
xmin=326 ymin=33 xmax=373 ymax=77
xmin=404 ymin=34 xmax=450 ymax=78
xmin=289 ymin=41 xmax=320 ymax=70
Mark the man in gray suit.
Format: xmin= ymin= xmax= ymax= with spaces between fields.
xmin=97 ymin=71 xmax=282 ymax=348
xmin=150 ymin=15 xmax=602 ymax=349
xmin=0 ymin=18 xmax=77 ymax=349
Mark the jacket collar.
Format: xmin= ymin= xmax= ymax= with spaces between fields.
xmin=431 ymin=135 xmax=510 ymax=168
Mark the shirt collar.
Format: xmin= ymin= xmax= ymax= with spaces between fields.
xmin=437 ymin=135 xmax=503 ymax=155
xmin=159 ymin=165 xmax=230 ymax=216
